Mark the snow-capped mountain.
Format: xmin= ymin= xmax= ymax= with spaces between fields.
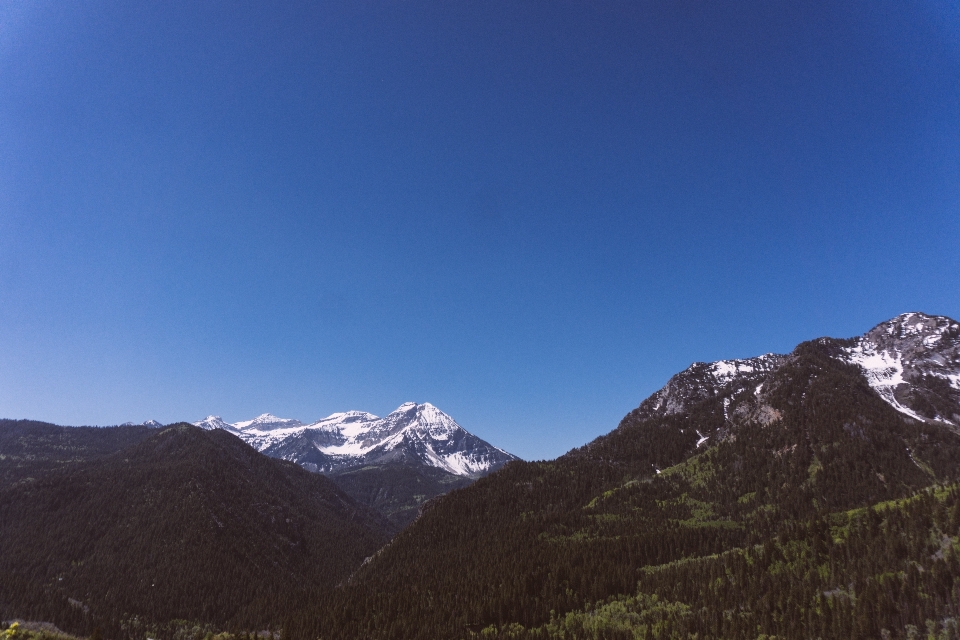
xmin=193 ymin=415 xmax=237 ymax=432
xmin=194 ymin=403 xmax=517 ymax=478
xmin=841 ymin=312 xmax=960 ymax=426
xmin=621 ymin=312 xmax=960 ymax=452
xmin=120 ymin=419 xmax=165 ymax=428
xmin=234 ymin=413 xmax=304 ymax=431
xmin=637 ymin=353 xmax=788 ymax=420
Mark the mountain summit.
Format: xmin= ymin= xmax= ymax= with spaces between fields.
xmin=841 ymin=312 xmax=960 ymax=425
xmin=194 ymin=402 xmax=517 ymax=478
xmin=624 ymin=312 xmax=960 ymax=454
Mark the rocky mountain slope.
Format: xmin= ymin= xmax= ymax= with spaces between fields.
xmin=301 ymin=312 xmax=960 ymax=640
xmin=621 ymin=312 xmax=960 ymax=458
xmin=841 ymin=312 xmax=960 ymax=425
xmin=194 ymin=402 xmax=517 ymax=478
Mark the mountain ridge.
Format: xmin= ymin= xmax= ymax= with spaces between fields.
xmin=5 ymin=312 xmax=960 ymax=639
xmin=0 ymin=424 xmax=393 ymax=636
xmin=300 ymin=311 xmax=960 ymax=639
xmin=620 ymin=312 xmax=960 ymax=454
xmin=193 ymin=401 xmax=517 ymax=478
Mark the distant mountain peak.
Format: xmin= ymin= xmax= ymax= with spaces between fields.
xmin=120 ymin=419 xmax=164 ymax=428
xmin=192 ymin=402 xmax=517 ymax=478
xmin=194 ymin=415 xmax=238 ymax=432
xmin=233 ymin=413 xmax=303 ymax=431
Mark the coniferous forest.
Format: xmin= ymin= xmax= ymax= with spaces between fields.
xmin=4 ymin=335 xmax=960 ymax=639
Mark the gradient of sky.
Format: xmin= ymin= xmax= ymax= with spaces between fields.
xmin=1 ymin=1 xmax=958 ymax=460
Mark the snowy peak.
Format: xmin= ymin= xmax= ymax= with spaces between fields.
xmin=311 ymin=411 xmax=380 ymax=430
xmin=842 ymin=312 xmax=960 ymax=425
xmin=194 ymin=415 xmax=238 ymax=432
xmin=192 ymin=403 xmax=518 ymax=478
xmin=121 ymin=419 xmax=164 ymax=428
xmin=861 ymin=313 xmax=960 ymax=363
xmin=630 ymin=312 xmax=960 ymax=437
xmin=870 ymin=312 xmax=960 ymax=342
xmin=233 ymin=413 xmax=303 ymax=431
xmin=379 ymin=402 xmax=461 ymax=439
xmin=301 ymin=402 xmax=515 ymax=477
xmin=638 ymin=353 xmax=788 ymax=419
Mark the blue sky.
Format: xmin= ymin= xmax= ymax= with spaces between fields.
xmin=1 ymin=1 xmax=958 ymax=460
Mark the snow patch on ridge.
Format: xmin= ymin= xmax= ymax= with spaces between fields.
xmin=840 ymin=313 xmax=960 ymax=425
xmin=233 ymin=413 xmax=303 ymax=431
xmin=710 ymin=356 xmax=776 ymax=382
xmin=844 ymin=344 xmax=927 ymax=422
xmin=442 ymin=451 xmax=493 ymax=476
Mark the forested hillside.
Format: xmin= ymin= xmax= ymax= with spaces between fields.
xmin=294 ymin=337 xmax=960 ymax=639
xmin=328 ymin=463 xmax=473 ymax=528
xmin=0 ymin=425 xmax=392 ymax=637
xmin=0 ymin=420 xmax=154 ymax=488
xmin=0 ymin=417 xmax=470 ymax=531
xmin=505 ymin=484 xmax=960 ymax=639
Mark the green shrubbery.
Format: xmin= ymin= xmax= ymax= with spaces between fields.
xmin=1 ymin=621 xmax=83 ymax=640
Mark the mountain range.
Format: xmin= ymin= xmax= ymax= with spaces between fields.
xmin=303 ymin=312 xmax=960 ymax=639
xmin=192 ymin=402 xmax=518 ymax=527
xmin=193 ymin=401 xmax=517 ymax=478
xmin=3 ymin=312 xmax=960 ymax=640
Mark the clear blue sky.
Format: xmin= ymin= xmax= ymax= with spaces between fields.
xmin=1 ymin=1 xmax=958 ymax=460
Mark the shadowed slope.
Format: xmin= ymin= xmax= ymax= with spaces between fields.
xmin=0 ymin=419 xmax=155 ymax=488
xmin=0 ymin=425 xmax=392 ymax=635
xmin=328 ymin=463 xmax=473 ymax=528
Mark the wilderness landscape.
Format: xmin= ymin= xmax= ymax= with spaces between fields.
xmin=3 ymin=2 xmax=959 ymax=639
xmin=4 ymin=312 xmax=960 ymax=639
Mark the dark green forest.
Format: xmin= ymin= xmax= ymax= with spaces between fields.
xmin=0 ymin=420 xmax=155 ymax=487
xmin=329 ymin=463 xmax=473 ymax=528
xmin=0 ymin=426 xmax=391 ymax=637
